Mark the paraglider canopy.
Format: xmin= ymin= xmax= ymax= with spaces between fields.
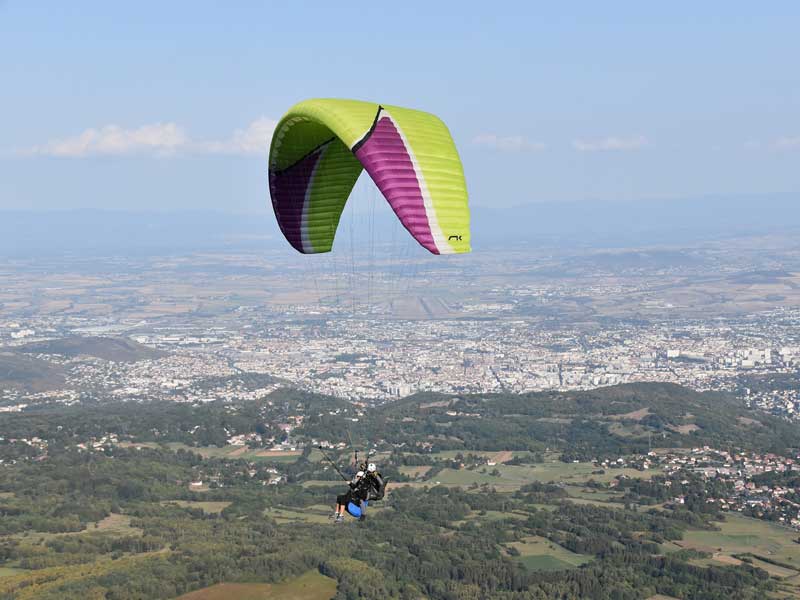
xmin=268 ymin=98 xmax=471 ymax=255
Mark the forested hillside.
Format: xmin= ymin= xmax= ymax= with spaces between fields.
xmin=1 ymin=383 xmax=799 ymax=599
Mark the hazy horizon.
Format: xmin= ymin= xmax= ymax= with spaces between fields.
xmin=2 ymin=192 xmax=799 ymax=259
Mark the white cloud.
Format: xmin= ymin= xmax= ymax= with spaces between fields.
xmin=21 ymin=116 xmax=278 ymax=158
xmin=743 ymin=137 xmax=800 ymax=151
xmin=572 ymin=136 xmax=648 ymax=152
xmin=195 ymin=117 xmax=278 ymax=156
xmin=472 ymin=134 xmax=546 ymax=152
xmin=774 ymin=136 xmax=800 ymax=150
xmin=27 ymin=123 xmax=187 ymax=157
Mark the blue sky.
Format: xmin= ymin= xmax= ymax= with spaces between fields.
xmin=1 ymin=1 xmax=798 ymax=211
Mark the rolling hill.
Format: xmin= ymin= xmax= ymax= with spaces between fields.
xmin=0 ymin=352 xmax=65 ymax=393
xmin=16 ymin=336 xmax=165 ymax=363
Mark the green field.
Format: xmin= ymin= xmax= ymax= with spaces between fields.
xmin=507 ymin=536 xmax=592 ymax=571
xmin=0 ymin=567 xmax=29 ymax=578
xmin=88 ymin=513 xmax=142 ymax=535
xmin=399 ymin=465 xmax=432 ymax=478
xmin=266 ymin=502 xmax=389 ymax=525
xmin=305 ymin=448 xmax=324 ymax=462
xmin=563 ymin=485 xmax=621 ymax=501
xmin=427 ymin=450 xmax=528 ymax=460
xmin=746 ymin=556 xmax=798 ymax=578
xmin=162 ymin=501 xmax=232 ymax=514
xmin=164 ymin=443 xmax=303 ymax=462
xmin=427 ymin=461 xmax=660 ymax=491
xmin=682 ymin=513 xmax=800 ymax=567
xmin=562 ymin=496 xmax=623 ymax=508
xmin=305 ymin=459 xmax=658 ymax=494
xmin=681 ymin=513 xmax=800 ymax=598
xmin=266 ymin=505 xmax=333 ymax=525
xmin=174 ymin=570 xmax=337 ymax=600
xmin=562 ymin=485 xmax=624 ymax=507
xmin=118 ymin=441 xmax=304 ymax=463
xmin=6 ymin=513 xmax=141 ymax=543
xmin=300 ymin=480 xmax=342 ymax=488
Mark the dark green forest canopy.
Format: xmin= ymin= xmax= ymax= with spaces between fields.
xmin=3 ymin=383 xmax=794 ymax=460
xmin=0 ymin=447 xmax=782 ymax=599
xmin=304 ymin=382 xmax=798 ymax=458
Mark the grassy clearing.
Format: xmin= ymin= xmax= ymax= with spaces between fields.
xmin=608 ymin=422 xmax=651 ymax=438
xmin=164 ymin=442 xmax=230 ymax=457
xmin=746 ymin=557 xmax=798 ymax=578
xmin=399 ymin=466 xmax=432 ymax=478
xmin=250 ymin=450 xmax=303 ymax=461
xmin=162 ymin=442 xmax=302 ymax=462
xmin=300 ymin=480 xmax=342 ymax=488
xmin=428 ymin=467 xmax=517 ymax=489
xmin=175 ymin=570 xmax=337 ymax=600
xmin=426 ymin=461 xmax=660 ymax=491
xmin=306 ymin=459 xmax=656 ymax=493
xmin=375 ymin=481 xmax=433 ymax=491
xmin=118 ymin=441 xmax=304 ymax=463
xmin=0 ymin=567 xmax=29 ymax=578
xmin=689 ymin=555 xmax=743 ymax=569
xmin=267 ymin=508 xmax=329 ymax=525
xmin=564 ymin=485 xmax=623 ymax=502
xmin=266 ymin=503 xmax=387 ymax=525
xmin=507 ymin=536 xmax=592 ymax=571
xmin=611 ymin=407 xmax=651 ymax=421
xmin=162 ymin=501 xmax=232 ymax=514
xmin=305 ymin=448 xmax=324 ymax=462
xmin=7 ymin=513 xmax=141 ymax=543
xmin=563 ymin=497 xmax=624 ymax=508
xmin=453 ymin=510 xmax=530 ymax=527
xmin=659 ymin=541 xmax=684 ymax=554
xmin=92 ymin=513 xmax=141 ymax=534
xmin=427 ymin=450 xmax=532 ymax=461
xmin=265 ymin=505 xmax=332 ymax=525
xmin=467 ymin=509 xmax=530 ymax=522
xmin=454 ymin=510 xmax=530 ymax=527
xmin=681 ymin=513 xmax=800 ymax=567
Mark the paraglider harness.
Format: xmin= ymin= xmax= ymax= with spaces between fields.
xmin=318 ymin=445 xmax=387 ymax=518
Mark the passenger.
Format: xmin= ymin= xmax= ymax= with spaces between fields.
xmin=332 ymin=470 xmax=369 ymax=523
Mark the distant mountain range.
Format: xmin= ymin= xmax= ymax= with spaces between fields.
xmin=1 ymin=193 xmax=798 ymax=256
xmin=475 ymin=193 xmax=800 ymax=248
